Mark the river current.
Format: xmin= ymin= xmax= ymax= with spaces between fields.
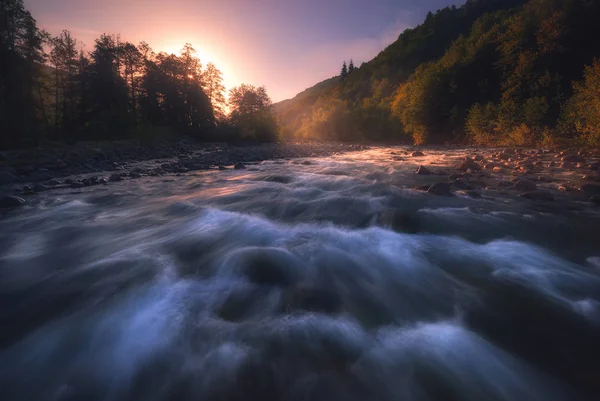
xmin=1 ymin=147 xmax=600 ymax=401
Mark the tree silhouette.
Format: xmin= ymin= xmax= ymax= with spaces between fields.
xmin=340 ymin=61 xmax=348 ymax=79
xmin=228 ymin=84 xmax=277 ymax=141
xmin=0 ymin=0 xmax=46 ymax=147
xmin=203 ymin=62 xmax=227 ymax=121
xmin=348 ymin=59 xmax=355 ymax=74
xmin=120 ymin=42 xmax=143 ymax=125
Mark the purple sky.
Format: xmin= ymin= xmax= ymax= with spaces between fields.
xmin=25 ymin=0 xmax=460 ymax=101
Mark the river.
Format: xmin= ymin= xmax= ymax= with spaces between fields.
xmin=1 ymin=147 xmax=600 ymax=401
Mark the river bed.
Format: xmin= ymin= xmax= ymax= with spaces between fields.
xmin=1 ymin=147 xmax=600 ymax=401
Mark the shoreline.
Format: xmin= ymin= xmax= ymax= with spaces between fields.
xmin=0 ymin=141 xmax=368 ymax=198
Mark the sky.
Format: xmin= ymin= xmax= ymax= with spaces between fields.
xmin=25 ymin=0 xmax=460 ymax=102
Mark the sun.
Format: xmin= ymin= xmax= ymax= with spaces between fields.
xmin=162 ymin=42 xmax=216 ymax=64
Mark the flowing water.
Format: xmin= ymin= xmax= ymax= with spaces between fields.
xmin=1 ymin=147 xmax=600 ymax=401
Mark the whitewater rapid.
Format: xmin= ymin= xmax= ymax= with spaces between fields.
xmin=1 ymin=148 xmax=599 ymax=401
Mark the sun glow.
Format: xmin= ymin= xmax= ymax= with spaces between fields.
xmin=157 ymin=40 xmax=235 ymax=93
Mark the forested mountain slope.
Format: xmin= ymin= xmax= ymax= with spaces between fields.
xmin=276 ymin=0 xmax=600 ymax=147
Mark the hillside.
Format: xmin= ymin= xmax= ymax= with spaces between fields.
xmin=275 ymin=0 xmax=600 ymax=147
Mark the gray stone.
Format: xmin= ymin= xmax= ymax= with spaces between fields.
xmin=0 ymin=196 xmax=25 ymax=208
xmin=0 ymin=171 xmax=17 ymax=185
xmin=234 ymin=162 xmax=246 ymax=170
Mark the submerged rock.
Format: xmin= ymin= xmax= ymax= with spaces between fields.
xmin=427 ymin=182 xmax=453 ymax=196
xmin=109 ymin=173 xmax=122 ymax=182
xmin=0 ymin=196 xmax=25 ymax=208
xmin=33 ymin=183 xmax=50 ymax=192
xmin=378 ymin=209 xmax=420 ymax=233
xmin=511 ymin=179 xmax=537 ymax=192
xmin=0 ymin=171 xmax=17 ymax=185
xmin=234 ymin=162 xmax=246 ymax=170
xmin=411 ymin=151 xmax=425 ymax=157
xmin=520 ymin=191 xmax=555 ymax=201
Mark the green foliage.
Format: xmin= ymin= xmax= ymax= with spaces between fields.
xmin=276 ymin=0 xmax=600 ymax=148
xmin=228 ymin=84 xmax=278 ymax=142
xmin=562 ymin=59 xmax=600 ymax=147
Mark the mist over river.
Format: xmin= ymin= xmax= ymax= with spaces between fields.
xmin=1 ymin=147 xmax=600 ymax=401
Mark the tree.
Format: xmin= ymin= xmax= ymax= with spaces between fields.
xmin=203 ymin=62 xmax=227 ymax=120
xmin=340 ymin=61 xmax=348 ymax=79
xmin=228 ymin=84 xmax=278 ymax=141
xmin=562 ymin=59 xmax=600 ymax=147
xmin=0 ymin=0 xmax=47 ymax=147
xmin=139 ymin=46 xmax=213 ymax=135
xmin=348 ymin=59 xmax=355 ymax=74
xmin=88 ymin=34 xmax=130 ymax=137
xmin=49 ymin=30 xmax=79 ymax=130
xmin=120 ymin=42 xmax=143 ymax=125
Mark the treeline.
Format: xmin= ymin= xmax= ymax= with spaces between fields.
xmin=276 ymin=0 xmax=600 ymax=148
xmin=0 ymin=0 xmax=278 ymax=149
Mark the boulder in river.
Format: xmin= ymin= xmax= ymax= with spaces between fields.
xmin=0 ymin=196 xmax=25 ymax=208
xmin=378 ymin=209 xmax=420 ymax=234
xmin=415 ymin=165 xmax=432 ymax=175
xmin=457 ymin=157 xmax=480 ymax=171
xmin=411 ymin=151 xmax=425 ymax=157
xmin=427 ymin=182 xmax=453 ymax=196
xmin=234 ymin=162 xmax=246 ymax=170
xmin=109 ymin=173 xmax=122 ymax=182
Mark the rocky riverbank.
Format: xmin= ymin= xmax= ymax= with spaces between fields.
xmin=402 ymin=147 xmax=600 ymax=205
xmin=0 ymin=141 xmax=368 ymax=207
